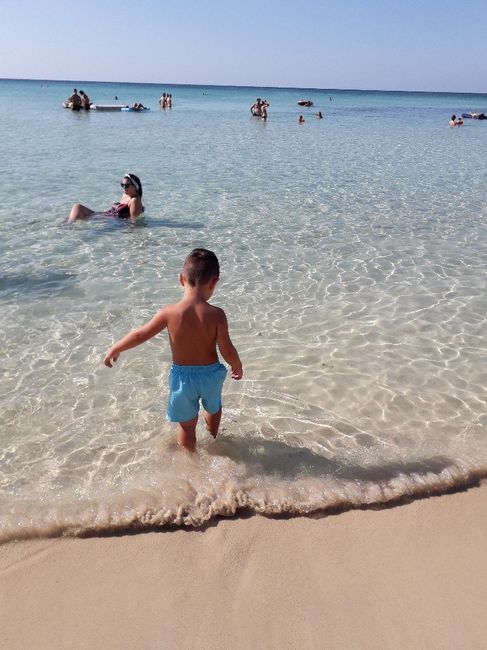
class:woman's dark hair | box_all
[182,248,220,286]
[125,173,143,197]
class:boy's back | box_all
[165,297,223,366]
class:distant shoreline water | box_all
[2,76,487,98]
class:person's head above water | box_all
[121,173,143,197]
[181,248,220,287]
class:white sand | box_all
[1,483,487,649]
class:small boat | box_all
[297,99,313,107]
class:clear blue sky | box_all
[1,0,485,92]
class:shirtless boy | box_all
[104,249,243,451]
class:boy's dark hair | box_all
[182,248,219,286]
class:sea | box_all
[1,78,486,542]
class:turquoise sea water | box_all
[1,79,486,541]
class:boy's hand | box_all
[104,347,119,368]
[231,366,243,380]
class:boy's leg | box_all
[203,407,222,439]
[176,415,198,452]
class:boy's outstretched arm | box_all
[104,308,168,368]
[216,310,243,380]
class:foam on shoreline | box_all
[2,448,485,543]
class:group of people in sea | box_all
[250,97,324,123]
[64,87,165,111]
[250,98,269,119]
[159,93,173,108]
[65,88,482,131]
[449,114,464,127]
[65,88,91,110]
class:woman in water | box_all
[67,173,144,223]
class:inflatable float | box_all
[461,112,486,120]
[121,107,150,112]
[297,100,313,107]
[90,104,129,111]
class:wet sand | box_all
[1,482,486,650]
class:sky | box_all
[1,0,486,93]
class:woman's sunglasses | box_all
[120,182,132,189]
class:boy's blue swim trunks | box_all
[166,362,227,423]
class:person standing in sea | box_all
[66,88,82,110]
[79,90,91,110]
[104,248,243,452]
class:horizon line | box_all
[1,77,486,97]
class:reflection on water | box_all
[0,271,80,301]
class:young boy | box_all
[104,249,243,451]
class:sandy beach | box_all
[1,482,486,650]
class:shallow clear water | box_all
[1,79,486,540]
